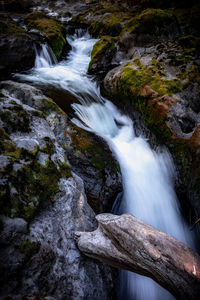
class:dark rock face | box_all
[0,81,117,299]
[65,126,122,213]
[2,0,34,11]
[0,14,35,80]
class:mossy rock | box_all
[0,101,32,133]
[0,96,72,222]
[0,14,27,37]
[119,59,181,97]
[0,134,71,222]
[90,15,123,37]
[25,12,68,57]
[67,121,120,177]
[105,58,183,142]
[123,8,177,38]
[88,36,117,74]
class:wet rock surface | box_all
[1,0,200,298]
[0,14,35,80]
[0,81,117,299]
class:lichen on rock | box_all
[0,89,72,222]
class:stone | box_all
[0,14,35,80]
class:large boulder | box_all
[88,36,118,77]
[0,80,122,214]
[25,12,71,58]
[0,81,117,299]
[103,38,200,218]
[0,14,35,79]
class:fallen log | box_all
[75,213,200,300]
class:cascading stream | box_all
[16,31,194,300]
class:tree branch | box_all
[75,213,200,300]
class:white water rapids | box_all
[16,31,194,300]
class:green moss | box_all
[0,158,69,221]
[32,109,46,118]
[69,123,120,176]
[25,12,67,57]
[123,8,176,36]
[0,104,31,133]
[120,60,181,98]
[18,239,40,259]
[110,59,184,143]
[0,136,71,222]
[41,138,56,155]
[43,98,60,112]
[88,36,116,71]
[90,13,127,37]
[24,12,47,22]
[58,161,72,178]
[179,64,200,87]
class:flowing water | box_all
[16,31,194,300]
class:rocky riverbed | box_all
[0,0,200,299]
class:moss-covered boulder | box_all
[25,12,70,58]
[88,36,118,76]
[0,87,71,222]
[0,14,35,79]
[0,83,116,299]
[121,8,178,46]
[69,2,130,38]
[104,53,200,215]
[65,121,121,213]
[0,80,122,214]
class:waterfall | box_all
[34,44,58,68]
[16,30,194,300]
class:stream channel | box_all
[15,30,194,300]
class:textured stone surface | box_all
[0,83,116,299]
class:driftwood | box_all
[75,213,200,300]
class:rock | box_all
[0,82,117,299]
[0,14,35,79]
[88,36,118,77]
[3,0,34,11]
[0,89,72,222]
[103,42,200,218]
[65,123,122,213]
[0,80,122,214]
[24,12,71,58]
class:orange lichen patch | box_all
[140,85,158,97]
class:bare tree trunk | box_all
[75,213,200,300]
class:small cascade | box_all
[15,30,195,300]
[34,44,58,68]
